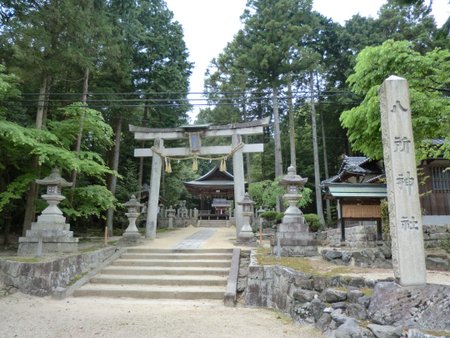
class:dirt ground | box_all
[0,292,323,338]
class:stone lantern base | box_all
[18,222,79,256]
[118,232,144,247]
[271,221,318,257]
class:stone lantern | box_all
[279,165,307,226]
[120,195,144,246]
[272,165,318,256]
[18,168,78,255]
[237,192,256,243]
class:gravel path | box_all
[0,293,323,338]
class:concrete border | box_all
[224,248,241,306]
[52,247,127,299]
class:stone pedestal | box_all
[271,165,318,257]
[18,169,78,256]
[272,220,318,256]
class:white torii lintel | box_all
[134,143,264,158]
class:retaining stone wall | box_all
[321,224,379,247]
[0,246,116,296]
[320,224,450,248]
[244,250,450,337]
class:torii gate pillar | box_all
[147,138,163,239]
[232,133,245,235]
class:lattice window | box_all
[431,166,450,192]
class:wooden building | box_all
[321,156,387,242]
[419,158,450,216]
[184,166,236,219]
[322,155,450,242]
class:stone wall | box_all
[320,224,379,247]
[0,246,116,296]
[320,223,450,249]
[423,224,450,248]
[244,251,450,336]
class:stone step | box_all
[197,220,229,228]
[112,259,231,268]
[100,266,230,276]
[125,248,233,254]
[73,284,225,300]
[90,274,227,286]
[121,253,233,260]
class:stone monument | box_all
[18,168,78,255]
[272,165,318,256]
[380,75,426,286]
[119,195,144,246]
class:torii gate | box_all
[129,117,269,239]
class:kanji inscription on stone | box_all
[380,75,426,286]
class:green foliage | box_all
[341,40,450,161]
[61,185,116,219]
[0,174,34,213]
[260,210,282,222]
[249,179,313,209]
[304,213,322,232]
[249,180,284,209]
[48,103,114,150]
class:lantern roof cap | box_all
[237,192,255,205]
[124,195,143,208]
[36,168,72,187]
[279,165,307,187]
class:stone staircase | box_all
[73,248,233,300]
[197,220,229,228]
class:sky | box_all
[164,0,449,121]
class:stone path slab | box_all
[173,228,216,249]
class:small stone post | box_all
[380,75,426,286]
[120,195,144,246]
[167,205,176,229]
[237,193,256,243]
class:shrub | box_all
[304,213,323,232]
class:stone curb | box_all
[224,248,241,306]
[52,247,127,299]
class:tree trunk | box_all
[287,77,296,168]
[106,117,123,235]
[137,105,149,200]
[71,67,90,191]
[316,79,331,224]
[22,75,50,235]
[309,74,325,225]
[272,86,283,178]
[320,109,332,224]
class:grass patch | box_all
[68,272,88,286]
[4,257,46,263]
[255,247,353,276]
[156,228,179,233]
[360,287,374,297]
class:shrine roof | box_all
[184,166,235,191]
[326,183,387,198]
[321,155,384,185]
